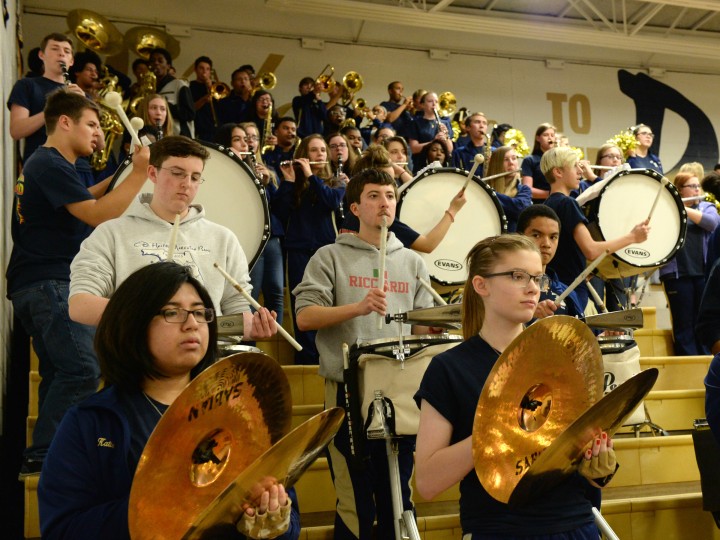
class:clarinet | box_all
[156,121,163,141]
[60,62,70,86]
[336,156,345,220]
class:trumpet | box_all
[315,64,336,93]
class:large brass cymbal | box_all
[510,368,658,507]
[401,303,462,328]
[124,26,180,60]
[128,352,291,540]
[66,9,124,56]
[473,316,603,504]
[183,408,344,539]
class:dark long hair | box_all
[95,262,218,393]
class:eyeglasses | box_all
[160,167,204,184]
[483,270,550,292]
[600,154,623,161]
[329,143,347,150]
[245,136,259,142]
[682,184,701,190]
[637,131,654,137]
[158,308,215,323]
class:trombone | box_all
[315,64,336,93]
[209,69,230,126]
[341,71,363,105]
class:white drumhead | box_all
[110,142,269,269]
[398,168,506,285]
[596,170,685,268]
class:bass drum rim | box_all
[108,141,270,271]
[586,168,687,277]
[397,167,507,287]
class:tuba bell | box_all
[66,9,124,56]
[438,91,457,118]
[251,72,277,96]
[315,64,336,93]
[124,26,180,60]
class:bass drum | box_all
[582,168,686,279]
[398,167,507,286]
[109,142,270,270]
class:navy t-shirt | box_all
[7,146,94,294]
[544,192,589,310]
[521,152,550,197]
[7,77,65,161]
[414,335,594,535]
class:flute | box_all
[481,168,522,183]
[279,160,328,167]
[214,263,302,351]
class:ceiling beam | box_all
[429,0,455,13]
[267,0,720,61]
[640,0,720,10]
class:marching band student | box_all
[217,67,253,125]
[68,51,102,100]
[340,125,365,156]
[484,145,532,232]
[627,123,663,174]
[40,262,298,540]
[9,90,150,477]
[660,171,719,355]
[327,133,355,184]
[382,136,413,184]
[521,122,556,202]
[136,94,174,140]
[414,234,617,539]
[149,48,195,138]
[215,122,250,157]
[275,135,344,364]
[189,55,218,142]
[517,205,583,319]
[542,147,650,312]
[69,135,276,342]
[240,121,276,183]
[491,123,512,150]
[292,76,341,139]
[451,112,489,174]
[408,91,453,171]
[371,126,395,146]
[293,169,435,540]
[263,117,298,178]
[8,32,86,162]
[245,90,278,150]
[380,80,415,140]
[421,140,450,168]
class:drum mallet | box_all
[104,91,142,151]
[378,216,388,330]
[647,176,670,221]
[554,251,608,307]
[417,275,447,306]
[462,154,485,192]
[592,508,620,540]
[214,262,303,351]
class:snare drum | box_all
[109,142,270,270]
[348,334,462,437]
[398,168,507,286]
[582,168,687,279]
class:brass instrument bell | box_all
[209,69,231,100]
[256,71,277,92]
[66,9,124,56]
[342,71,364,94]
[438,91,457,117]
[124,26,180,60]
[315,64,336,93]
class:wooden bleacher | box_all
[22,306,720,539]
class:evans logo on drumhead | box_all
[624,247,650,258]
[434,259,463,271]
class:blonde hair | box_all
[462,235,540,340]
[137,94,174,139]
[485,145,519,196]
[540,147,578,183]
[679,162,705,180]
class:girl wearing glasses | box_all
[627,123,663,174]
[325,133,355,184]
[414,235,615,539]
[39,262,299,539]
[659,171,720,355]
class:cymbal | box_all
[66,9,124,56]
[184,408,344,539]
[473,316,603,505]
[128,352,291,540]
[124,26,181,60]
[397,303,462,328]
[510,368,658,507]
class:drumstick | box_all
[554,251,608,306]
[647,176,670,221]
[214,263,302,351]
[481,168,522,183]
[462,154,485,191]
[166,214,181,261]
[377,216,388,330]
[104,91,142,150]
[417,275,447,306]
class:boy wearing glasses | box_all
[69,135,276,341]
[8,89,150,476]
[293,169,434,540]
[541,146,650,312]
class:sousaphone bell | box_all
[124,25,180,60]
[66,9,124,56]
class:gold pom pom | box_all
[504,128,530,158]
[606,129,638,159]
[570,146,584,160]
